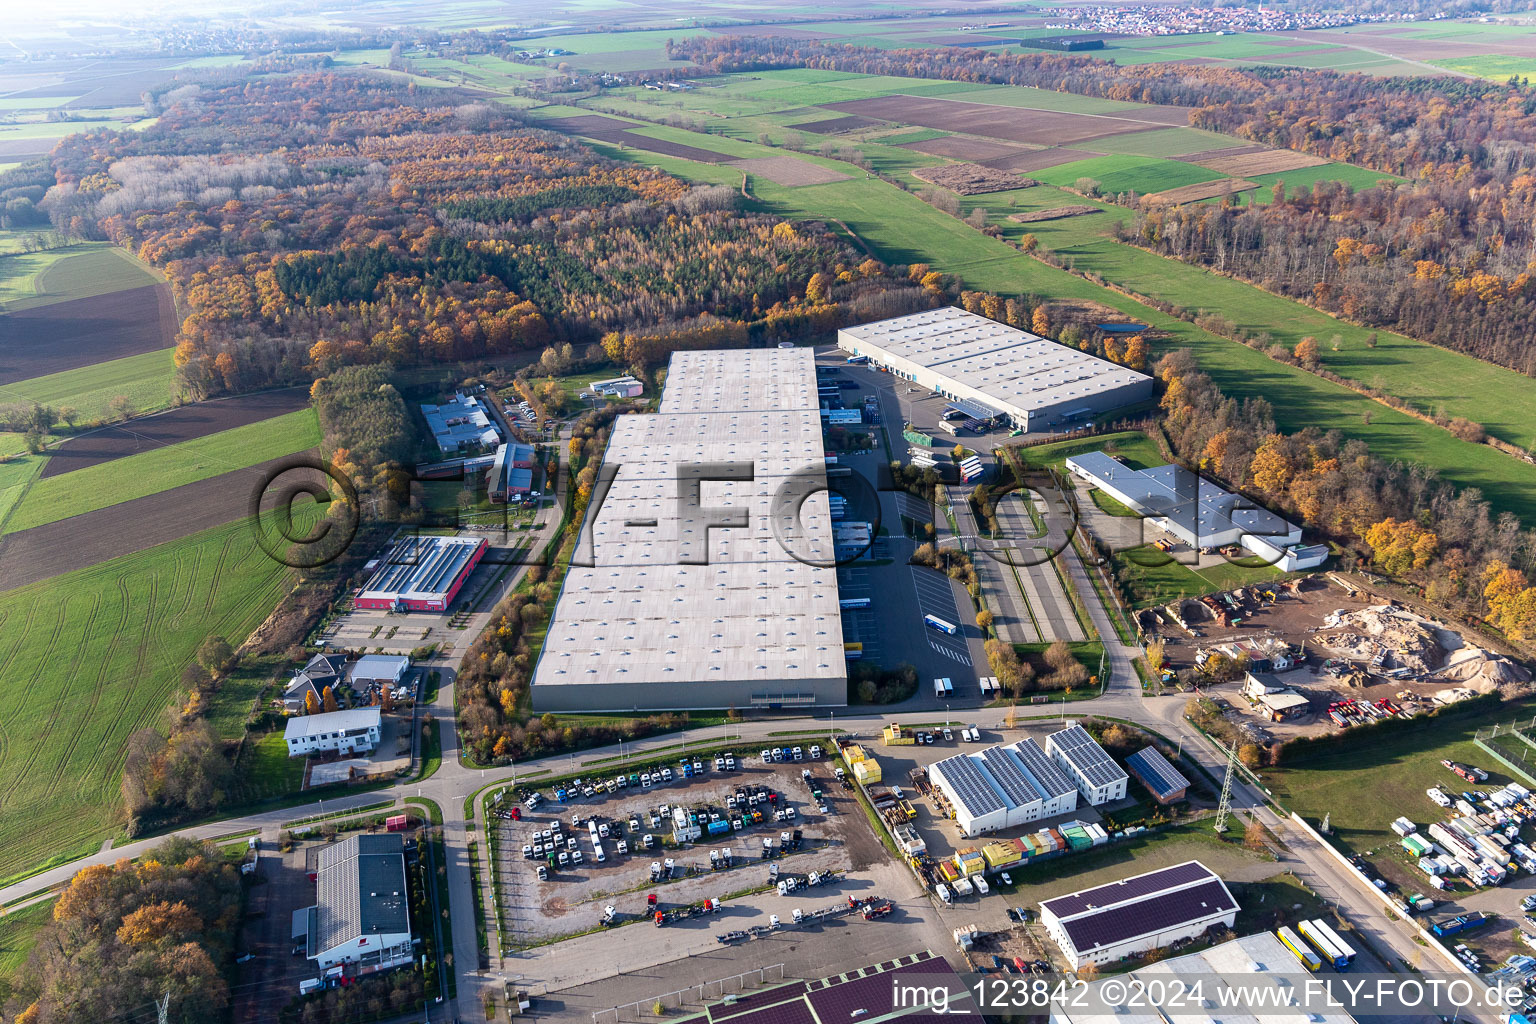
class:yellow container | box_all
[852,759,882,784]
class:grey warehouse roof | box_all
[1066,451,1296,546]
[310,834,410,956]
[283,707,380,741]
[531,348,845,690]
[838,306,1151,416]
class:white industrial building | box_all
[349,655,409,688]
[836,307,1153,433]
[421,393,501,454]
[302,834,413,973]
[1065,451,1328,571]
[1047,724,1129,805]
[530,348,846,712]
[1040,861,1239,969]
[929,739,1079,837]
[284,707,382,758]
[1050,931,1357,1023]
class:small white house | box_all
[284,708,382,758]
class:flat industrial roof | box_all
[532,348,844,689]
[1048,725,1128,790]
[1053,932,1359,1023]
[351,654,409,681]
[1066,451,1295,545]
[358,535,485,603]
[838,307,1151,416]
[701,951,969,1024]
[1042,861,1237,955]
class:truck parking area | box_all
[492,751,893,944]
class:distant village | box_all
[1037,4,1444,36]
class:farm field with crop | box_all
[0,245,160,313]
[4,407,320,533]
[0,514,311,881]
[0,348,179,425]
[1031,154,1224,194]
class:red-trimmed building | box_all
[354,535,487,612]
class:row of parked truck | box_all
[522,754,746,811]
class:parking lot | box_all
[494,753,890,945]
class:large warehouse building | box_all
[930,738,1080,837]
[1050,931,1358,1023]
[1040,861,1239,969]
[354,534,487,612]
[836,307,1154,433]
[530,348,846,712]
[1065,451,1329,571]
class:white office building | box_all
[929,739,1079,837]
[836,307,1153,433]
[1047,724,1128,805]
[1040,861,1239,969]
[1065,451,1328,571]
[284,708,382,758]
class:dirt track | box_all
[0,283,174,385]
[0,453,324,591]
[39,387,310,480]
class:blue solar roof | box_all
[1125,746,1189,800]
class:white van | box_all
[935,883,953,905]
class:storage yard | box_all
[490,750,890,944]
[1145,574,1530,745]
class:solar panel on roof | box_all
[1008,739,1077,800]
[978,746,1043,807]
[1051,725,1128,789]
[1126,747,1189,799]
[934,754,1003,816]
[1042,861,1217,920]
[1059,879,1237,953]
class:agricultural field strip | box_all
[4,407,321,534]
[37,386,311,480]
[0,282,174,386]
[0,455,331,593]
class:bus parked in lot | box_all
[1276,927,1321,971]
[923,614,957,635]
[839,597,871,610]
[1299,918,1355,970]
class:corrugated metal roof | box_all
[312,834,411,955]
